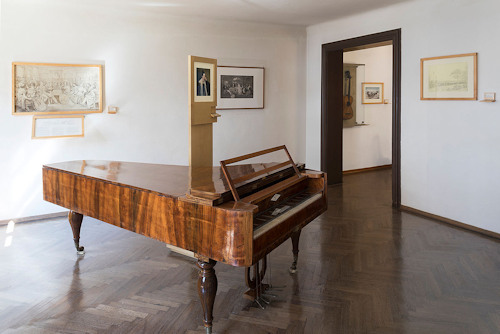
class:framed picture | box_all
[217,66,264,110]
[32,115,84,139]
[12,62,103,115]
[420,53,477,100]
[362,82,384,104]
[193,60,216,103]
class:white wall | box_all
[307,0,500,234]
[343,45,392,171]
[0,0,306,220]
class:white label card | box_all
[271,194,281,202]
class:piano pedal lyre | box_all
[244,257,272,309]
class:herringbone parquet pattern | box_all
[1,169,499,333]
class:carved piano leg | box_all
[68,211,85,255]
[197,259,217,334]
[289,229,302,274]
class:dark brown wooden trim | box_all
[321,48,343,184]
[0,211,67,226]
[321,29,401,207]
[400,205,500,240]
[343,40,393,53]
[343,164,392,175]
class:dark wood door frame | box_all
[321,29,401,207]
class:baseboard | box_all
[0,211,68,226]
[343,164,392,175]
[400,205,500,240]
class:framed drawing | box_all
[12,62,103,115]
[362,82,384,104]
[420,53,477,100]
[217,66,264,110]
[32,115,84,139]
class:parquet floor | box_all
[1,169,500,333]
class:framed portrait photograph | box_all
[32,115,84,139]
[12,62,103,115]
[217,66,264,110]
[362,82,384,104]
[193,61,215,103]
[420,53,477,100]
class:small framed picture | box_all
[362,82,384,104]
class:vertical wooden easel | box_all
[188,55,220,167]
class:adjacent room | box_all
[1,0,499,333]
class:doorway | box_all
[321,29,401,207]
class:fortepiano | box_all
[42,146,327,333]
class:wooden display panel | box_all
[188,55,219,167]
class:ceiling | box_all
[41,0,415,26]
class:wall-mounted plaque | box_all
[32,115,84,139]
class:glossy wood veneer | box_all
[43,161,327,268]
[43,162,255,266]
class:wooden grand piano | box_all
[42,146,327,333]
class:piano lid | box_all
[43,160,299,200]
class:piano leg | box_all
[197,259,217,334]
[289,229,301,274]
[68,211,85,255]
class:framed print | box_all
[420,53,477,100]
[362,82,384,104]
[217,66,264,110]
[32,115,84,139]
[193,61,216,103]
[12,62,103,115]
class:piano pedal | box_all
[254,299,266,310]
[262,293,278,299]
[259,296,270,305]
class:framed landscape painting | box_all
[420,53,477,100]
[12,62,103,115]
[217,66,264,110]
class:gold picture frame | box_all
[12,62,103,115]
[362,82,384,104]
[420,53,477,100]
[32,115,84,139]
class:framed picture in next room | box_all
[217,66,264,110]
[362,82,384,104]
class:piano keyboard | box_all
[253,192,323,239]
